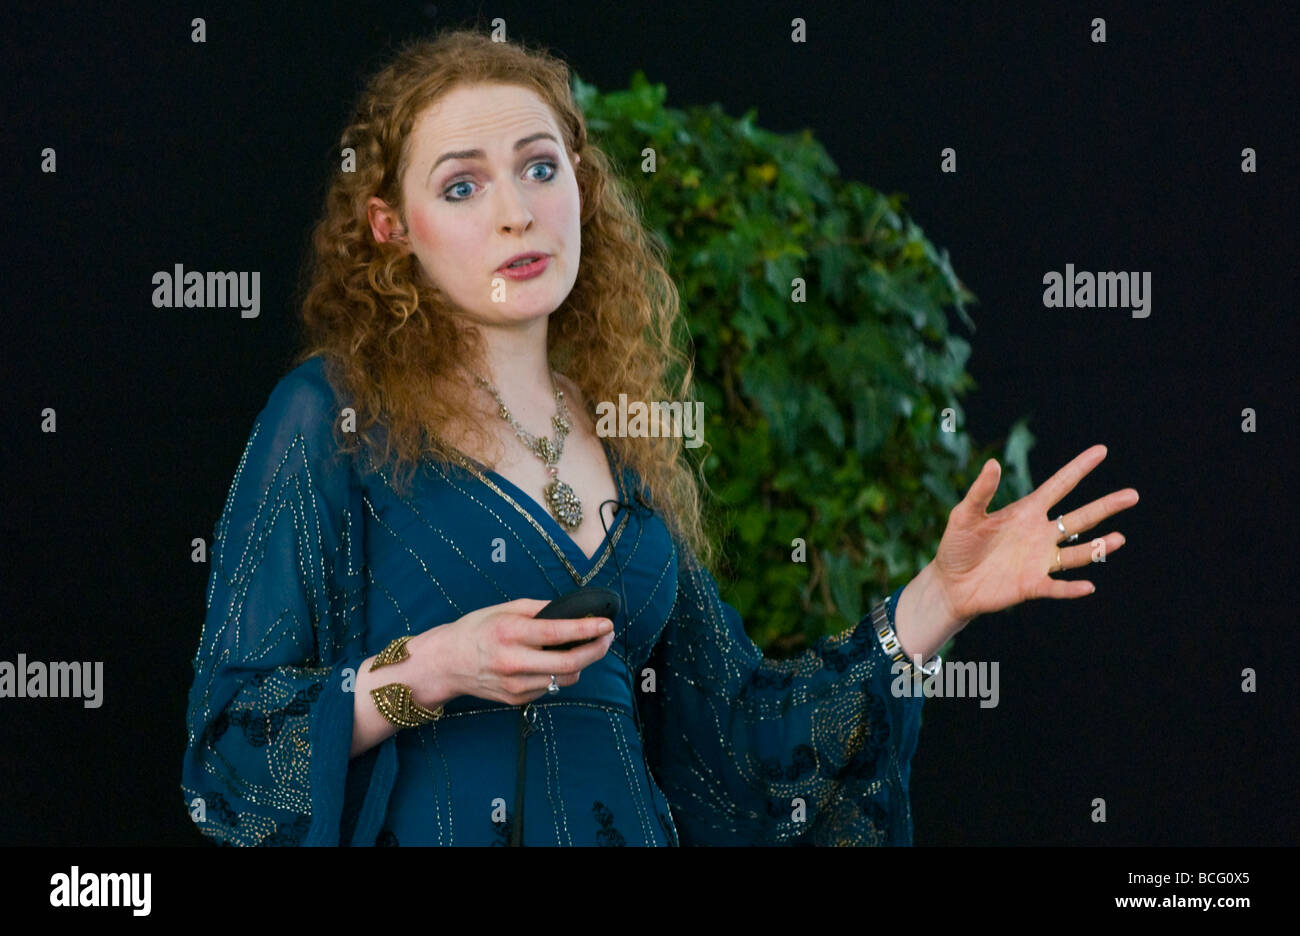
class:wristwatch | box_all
[870,592,942,677]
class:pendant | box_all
[545,477,583,531]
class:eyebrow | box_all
[427,132,561,185]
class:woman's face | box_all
[375,82,582,329]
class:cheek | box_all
[407,205,437,247]
[542,184,581,233]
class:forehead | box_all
[410,83,560,155]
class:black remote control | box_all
[537,586,621,650]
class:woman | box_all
[181,29,1138,846]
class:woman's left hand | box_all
[930,444,1139,623]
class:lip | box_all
[495,254,551,280]
[496,252,550,271]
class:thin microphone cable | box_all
[598,486,676,845]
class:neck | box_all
[472,316,557,420]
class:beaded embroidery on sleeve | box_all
[638,544,924,846]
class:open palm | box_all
[932,444,1139,622]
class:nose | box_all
[495,178,534,234]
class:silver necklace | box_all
[474,372,584,531]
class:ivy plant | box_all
[575,72,1036,657]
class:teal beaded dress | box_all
[180,355,923,846]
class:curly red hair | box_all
[291,27,717,569]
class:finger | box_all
[1058,489,1139,542]
[534,671,580,691]
[515,671,581,705]
[961,458,1002,515]
[1036,577,1097,600]
[1034,444,1107,512]
[514,631,616,675]
[511,614,614,648]
[1056,532,1125,572]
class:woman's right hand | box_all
[408,598,616,707]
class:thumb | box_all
[505,597,551,617]
[963,458,1001,515]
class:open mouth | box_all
[499,253,548,270]
[497,255,551,277]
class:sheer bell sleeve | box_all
[180,362,397,846]
[639,543,925,846]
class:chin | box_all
[476,302,563,327]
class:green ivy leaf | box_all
[822,550,863,624]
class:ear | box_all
[366,196,406,244]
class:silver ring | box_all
[1056,515,1080,544]
[547,675,559,694]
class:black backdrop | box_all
[3,0,1296,847]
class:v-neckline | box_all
[435,437,630,585]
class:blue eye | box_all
[445,180,474,201]
[528,161,557,182]
[443,159,559,203]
